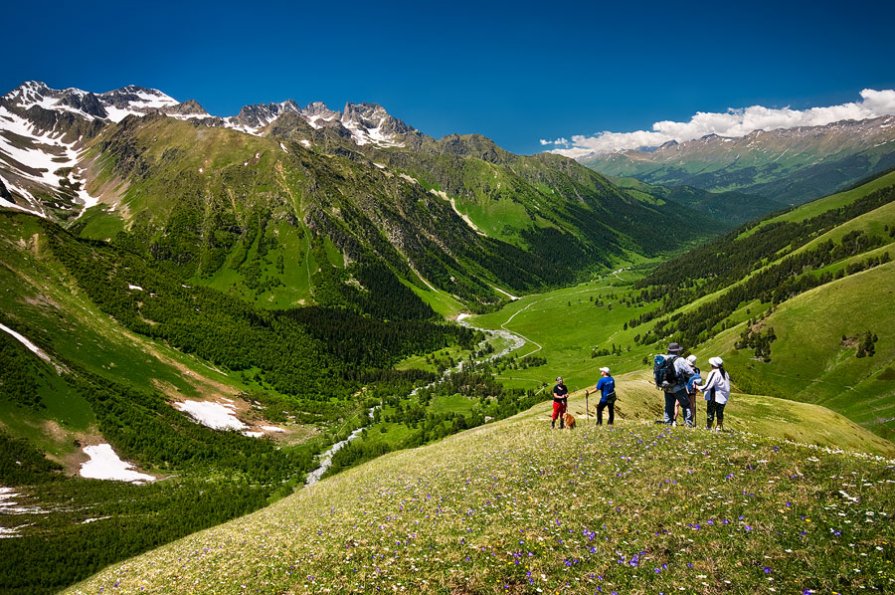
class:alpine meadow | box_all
[2,66,895,595]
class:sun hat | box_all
[709,356,723,367]
[686,354,697,364]
[599,366,610,374]
[668,342,683,354]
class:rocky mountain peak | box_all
[340,102,415,147]
[3,80,52,104]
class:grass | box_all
[0,212,256,458]
[74,206,126,241]
[469,272,657,393]
[698,260,895,441]
[396,345,475,374]
[738,169,895,240]
[67,393,895,594]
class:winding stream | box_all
[304,313,529,486]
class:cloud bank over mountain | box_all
[542,89,895,158]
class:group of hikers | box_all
[550,342,731,430]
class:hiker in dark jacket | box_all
[595,367,616,425]
[551,376,569,429]
[662,342,695,427]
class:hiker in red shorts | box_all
[551,376,569,429]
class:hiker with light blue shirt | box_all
[695,357,730,431]
[681,354,701,422]
[594,366,616,425]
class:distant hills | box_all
[584,116,895,205]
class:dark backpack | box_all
[653,354,678,389]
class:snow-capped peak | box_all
[98,85,180,122]
[339,102,412,147]
[225,100,301,134]
[3,80,52,104]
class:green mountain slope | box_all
[616,169,895,439]
[0,210,480,593]
[72,116,718,315]
[612,176,785,226]
[67,401,895,594]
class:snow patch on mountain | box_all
[431,189,484,235]
[174,400,247,431]
[0,104,99,217]
[0,322,54,366]
[79,444,156,483]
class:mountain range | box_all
[3,80,895,594]
[583,116,895,205]
[1,81,719,310]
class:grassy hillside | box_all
[75,117,718,314]
[698,261,895,440]
[0,210,486,594]
[740,168,895,239]
[607,170,895,440]
[612,176,784,226]
[68,394,895,594]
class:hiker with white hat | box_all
[659,342,696,427]
[593,366,616,425]
[694,357,730,431]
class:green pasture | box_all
[468,271,660,393]
[740,169,895,239]
[69,389,895,594]
[698,260,895,441]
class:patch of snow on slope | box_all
[174,400,247,431]
[430,189,484,235]
[79,445,155,483]
[0,322,53,365]
[0,106,99,215]
[0,486,45,515]
[366,124,404,148]
[0,175,45,216]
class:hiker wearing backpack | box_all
[695,357,730,431]
[681,354,701,422]
[551,376,569,429]
[654,342,696,427]
[594,367,616,425]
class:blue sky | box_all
[4,0,895,154]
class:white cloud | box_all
[545,89,895,158]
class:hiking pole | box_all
[585,389,590,419]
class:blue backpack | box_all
[653,354,678,389]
